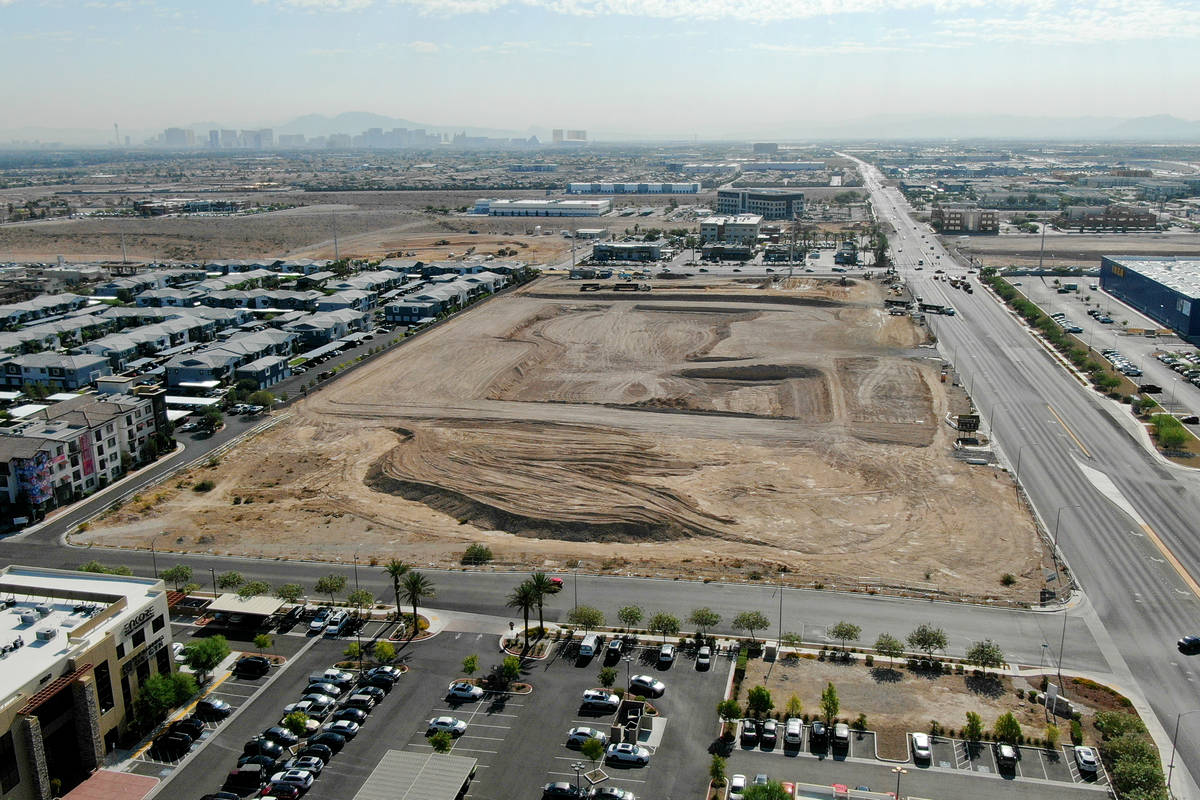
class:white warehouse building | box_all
[473,198,612,217]
[566,183,700,194]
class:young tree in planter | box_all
[743,781,792,800]
[717,699,742,722]
[617,605,644,630]
[709,754,727,787]
[216,571,244,591]
[732,611,771,642]
[282,711,310,737]
[907,623,948,660]
[160,564,193,592]
[746,685,774,717]
[253,633,273,655]
[689,607,721,637]
[527,571,557,634]
[598,667,617,688]
[383,559,410,621]
[501,655,521,685]
[372,640,395,664]
[820,682,840,724]
[873,632,905,667]
[401,570,435,635]
[963,711,984,745]
[829,621,862,651]
[649,612,681,642]
[994,711,1022,744]
[428,730,453,753]
[581,736,605,771]
[238,580,270,599]
[966,639,1005,673]
[568,605,604,634]
[274,583,304,604]
[506,580,537,648]
[183,635,230,683]
[785,694,803,718]
[315,573,347,606]
[462,654,479,676]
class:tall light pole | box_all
[777,571,785,649]
[150,530,167,578]
[624,654,633,688]
[1056,612,1069,703]
[210,567,218,597]
[892,766,908,799]
[1168,709,1200,795]
[352,552,360,592]
[1051,504,1081,585]
[571,761,584,792]
[1015,442,1039,483]
[573,562,579,612]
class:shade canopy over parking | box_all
[352,750,477,800]
[207,592,284,617]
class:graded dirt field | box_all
[952,230,1200,269]
[80,275,1045,602]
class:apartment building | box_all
[715,189,805,220]
[0,566,173,800]
[699,215,763,245]
[929,203,999,234]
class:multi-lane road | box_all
[849,154,1200,798]
[3,167,1200,796]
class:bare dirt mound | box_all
[367,420,734,542]
[837,357,936,446]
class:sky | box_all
[3,0,1200,139]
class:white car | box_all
[446,681,484,701]
[172,641,186,663]
[282,756,324,776]
[911,732,932,761]
[729,774,747,800]
[427,716,467,736]
[784,718,803,745]
[566,726,608,747]
[581,690,620,710]
[658,644,675,664]
[321,719,360,739]
[696,646,711,669]
[1074,745,1099,773]
[628,675,666,697]
[269,769,314,790]
[605,742,650,765]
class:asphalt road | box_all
[846,153,1200,799]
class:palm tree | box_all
[400,571,435,638]
[527,571,556,636]
[383,559,410,625]
[506,581,538,649]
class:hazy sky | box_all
[4,0,1200,137]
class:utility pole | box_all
[1037,216,1047,272]
[332,212,339,262]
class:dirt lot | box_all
[952,230,1200,269]
[738,655,1124,759]
[79,275,1044,602]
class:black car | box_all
[1179,635,1200,655]
[740,719,759,747]
[234,656,271,679]
[167,717,206,741]
[355,685,386,703]
[195,698,232,719]
[297,744,334,764]
[237,754,278,769]
[151,732,192,760]
[332,708,368,725]
[242,738,284,759]
[359,674,393,694]
[201,793,241,800]
[308,732,347,754]
[809,721,828,749]
[543,782,583,798]
[262,726,300,746]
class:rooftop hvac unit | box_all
[19,612,37,625]
[36,628,57,641]
[36,604,51,617]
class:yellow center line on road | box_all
[1139,522,1200,599]
[130,671,233,760]
[1047,404,1092,458]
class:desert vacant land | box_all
[81,275,1044,601]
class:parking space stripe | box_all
[460,735,507,741]
[546,771,647,784]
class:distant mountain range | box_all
[2,112,1199,147]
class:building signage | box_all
[956,414,980,432]
[122,608,155,636]
[121,636,164,677]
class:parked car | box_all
[1074,745,1099,773]
[912,732,932,761]
[359,673,394,693]
[447,681,485,700]
[566,727,608,748]
[761,719,779,746]
[151,732,192,760]
[281,756,324,776]
[167,717,206,742]
[729,774,747,800]
[995,742,1018,766]
[784,718,803,746]
[606,638,623,657]
[833,723,850,749]
[696,646,711,670]
[589,787,634,800]
[308,731,347,754]
[1178,634,1200,655]
[543,782,584,798]
[809,721,827,749]
[658,644,675,664]
[195,698,232,720]
[308,607,332,632]
[365,665,402,683]
[262,783,300,800]
[324,611,350,636]
[332,707,367,725]
[261,726,299,747]
[740,719,759,746]
[605,743,650,765]
[237,754,279,770]
[343,694,376,712]
[304,682,343,698]
[581,690,620,711]
[268,770,314,791]
[234,656,272,678]
[322,719,360,739]
[242,738,284,760]
[627,675,665,697]
[296,744,333,764]
[428,716,468,736]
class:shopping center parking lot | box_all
[729,725,1109,800]
[149,629,728,800]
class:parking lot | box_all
[147,624,727,800]
[727,723,1109,800]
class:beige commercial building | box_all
[699,215,763,245]
[0,567,173,800]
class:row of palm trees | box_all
[382,559,435,636]
[505,571,558,648]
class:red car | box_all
[549,577,564,592]
[261,784,301,800]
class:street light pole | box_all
[352,552,360,592]
[1056,612,1069,704]
[1051,504,1082,586]
[892,766,907,799]
[1168,709,1200,795]
[571,761,584,793]
[150,530,166,578]
[1015,442,1039,483]
[574,563,579,612]
[777,571,784,649]
[210,567,217,597]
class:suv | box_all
[696,646,712,670]
[784,718,803,746]
[234,656,271,679]
[581,690,620,711]
[995,742,1018,767]
[809,721,828,750]
[324,611,349,636]
[308,607,332,633]
[833,722,850,749]
[740,719,759,747]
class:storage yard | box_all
[81,275,1045,601]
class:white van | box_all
[578,634,598,657]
